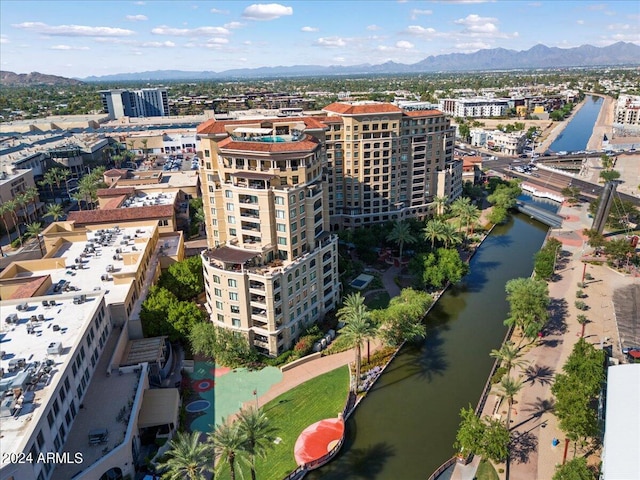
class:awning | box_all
[233,127,273,135]
[137,388,180,429]
[230,171,276,181]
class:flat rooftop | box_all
[121,191,177,208]
[0,292,106,465]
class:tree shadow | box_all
[512,397,556,431]
[461,259,502,293]
[509,430,538,464]
[523,364,555,387]
[307,441,396,480]
[545,298,568,336]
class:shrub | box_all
[10,238,21,249]
[491,366,508,384]
[293,336,314,356]
[576,282,585,288]
[576,290,584,299]
[575,300,588,311]
[585,273,594,281]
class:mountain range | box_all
[2,42,638,85]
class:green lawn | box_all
[476,458,500,480]
[365,291,390,309]
[220,366,350,480]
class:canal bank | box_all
[309,213,549,480]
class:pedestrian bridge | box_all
[515,201,564,228]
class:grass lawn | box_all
[365,291,390,309]
[220,366,350,480]
[476,459,500,480]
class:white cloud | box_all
[12,22,135,37]
[134,1,145,5]
[224,22,244,29]
[210,8,229,14]
[151,25,230,36]
[242,4,293,21]
[607,23,631,30]
[411,9,433,20]
[0,35,9,44]
[367,25,381,31]
[140,41,176,48]
[125,15,147,21]
[431,0,495,3]
[206,37,229,44]
[454,14,498,26]
[316,37,347,47]
[396,40,414,49]
[49,44,89,50]
[455,41,490,51]
[406,25,438,37]
[301,26,319,32]
[576,20,585,25]
[332,56,346,63]
[453,14,516,38]
[528,2,541,6]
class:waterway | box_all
[310,213,549,480]
[549,95,603,153]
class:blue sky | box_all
[1,1,638,78]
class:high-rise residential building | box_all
[321,101,457,230]
[100,88,170,119]
[197,118,339,356]
[196,101,458,356]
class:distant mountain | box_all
[0,71,84,86]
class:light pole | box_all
[36,234,45,257]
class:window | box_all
[213,275,220,284]
[299,191,305,201]
[231,305,240,314]
[204,149,210,158]
[290,208,296,218]
[275,196,284,205]
[232,319,241,327]
[225,190,233,198]
[215,301,223,310]
[214,288,222,297]
[217,314,225,322]
[276,223,286,232]
[227,216,236,224]
[226,202,234,211]
[299,205,305,214]
[289,194,296,203]
[276,209,285,219]
[291,222,297,232]
[229,292,238,301]
[277,237,287,245]
[228,279,237,287]
[47,410,55,428]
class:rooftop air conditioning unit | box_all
[5,313,18,324]
[47,342,63,355]
[16,302,28,312]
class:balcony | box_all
[240,208,260,219]
[249,281,265,291]
[241,222,261,232]
[250,294,266,304]
[239,194,258,204]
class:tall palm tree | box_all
[494,375,523,430]
[337,293,377,391]
[156,431,213,480]
[25,223,44,256]
[15,192,31,225]
[141,138,149,161]
[450,197,471,233]
[441,222,462,249]
[4,199,22,246]
[0,202,16,244]
[210,417,246,480]
[577,314,589,338]
[44,203,64,222]
[423,218,446,249]
[71,191,85,211]
[462,203,481,236]
[490,341,528,377]
[433,195,448,217]
[25,187,40,220]
[386,220,417,260]
[237,406,277,480]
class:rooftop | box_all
[67,205,174,225]
[0,292,106,465]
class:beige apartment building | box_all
[196,101,458,356]
[197,118,339,356]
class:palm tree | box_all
[4,199,22,246]
[337,293,377,391]
[494,375,524,430]
[25,187,40,220]
[141,138,149,161]
[490,341,528,377]
[39,176,55,199]
[386,220,417,260]
[462,203,481,236]
[424,218,446,249]
[25,223,44,256]
[441,222,462,249]
[577,314,589,338]
[210,417,246,480]
[433,195,448,217]
[237,406,277,480]
[0,202,16,244]
[71,191,85,211]
[450,197,471,233]
[44,203,64,222]
[156,431,213,480]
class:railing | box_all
[427,457,458,480]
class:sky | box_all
[1,0,638,78]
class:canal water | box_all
[310,213,549,479]
[549,95,603,153]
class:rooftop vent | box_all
[47,342,63,355]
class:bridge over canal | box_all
[515,201,564,228]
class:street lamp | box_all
[36,234,45,257]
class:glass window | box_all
[290,208,296,218]
[276,210,285,219]
[275,196,284,205]
[229,292,238,301]
[232,319,241,327]
[213,275,220,283]
[225,190,233,198]
[228,279,237,287]
[215,301,223,309]
[227,216,235,224]
[214,288,222,297]
[226,202,234,211]
[278,237,287,245]
[276,223,286,232]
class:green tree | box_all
[420,248,469,290]
[494,375,524,430]
[25,222,44,256]
[210,418,247,480]
[433,195,448,217]
[423,218,447,249]
[561,186,582,205]
[337,293,377,391]
[487,205,508,225]
[0,202,17,244]
[599,170,620,183]
[603,238,635,268]
[156,431,213,480]
[582,229,606,249]
[450,197,472,233]
[504,278,550,342]
[386,220,417,259]
[189,323,257,368]
[454,405,485,458]
[552,457,594,480]
[376,288,430,346]
[236,406,278,480]
[576,315,589,338]
[490,341,528,377]
[140,287,181,340]
[44,203,64,222]
[158,255,204,301]
[167,301,206,339]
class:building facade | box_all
[439,98,509,118]
[197,120,339,356]
[100,89,170,119]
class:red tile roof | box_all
[217,135,320,153]
[322,102,402,115]
[102,196,126,210]
[68,205,174,225]
[402,110,445,117]
[9,275,49,299]
[97,187,135,197]
[104,169,129,177]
